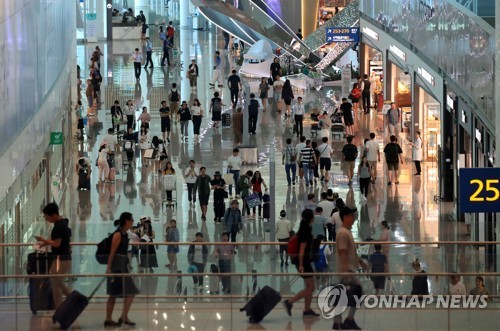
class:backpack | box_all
[287,235,299,260]
[212,98,222,112]
[167,26,174,38]
[314,245,327,271]
[170,90,179,102]
[96,233,113,264]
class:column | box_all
[495,0,500,271]
[180,0,189,28]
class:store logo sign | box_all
[447,95,454,110]
[418,67,435,86]
[475,128,482,143]
[362,27,379,41]
[390,45,406,62]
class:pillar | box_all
[301,0,319,38]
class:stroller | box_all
[162,175,177,209]
[330,108,345,141]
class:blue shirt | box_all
[146,40,152,52]
[368,251,387,273]
[214,56,221,68]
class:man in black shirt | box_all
[341,136,358,185]
[35,203,72,310]
[361,74,371,114]
[269,57,281,82]
[159,100,171,142]
[227,70,242,109]
[340,98,354,137]
[383,135,404,185]
[248,93,259,134]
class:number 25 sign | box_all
[459,168,500,213]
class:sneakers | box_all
[302,309,320,317]
[341,318,362,330]
[282,299,293,316]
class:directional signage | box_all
[326,27,359,43]
[50,132,63,145]
[459,168,500,213]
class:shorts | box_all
[320,158,331,170]
[387,162,399,171]
[344,117,354,126]
[351,98,360,103]
[295,258,314,279]
[345,160,355,171]
[161,118,171,132]
[368,160,377,169]
[198,193,210,206]
[284,98,292,106]
[298,162,303,169]
[371,276,386,290]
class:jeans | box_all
[326,223,335,242]
[192,116,202,135]
[126,115,134,130]
[230,223,239,242]
[187,183,196,202]
[302,163,314,185]
[145,51,153,67]
[362,91,370,113]
[211,69,222,86]
[189,75,197,87]
[218,259,231,291]
[359,177,370,197]
[414,161,421,174]
[191,262,205,286]
[180,120,189,136]
[228,170,240,195]
[285,163,297,185]
[249,113,258,133]
[161,49,171,65]
[133,62,141,78]
[230,88,239,108]
[294,114,303,137]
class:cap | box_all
[214,171,221,176]
[140,215,148,220]
[280,210,287,218]
[339,206,357,220]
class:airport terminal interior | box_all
[0,0,499,330]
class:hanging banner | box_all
[86,13,97,42]
[341,66,351,98]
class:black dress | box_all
[107,231,139,297]
[139,236,159,269]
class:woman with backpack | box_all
[282,209,319,317]
[105,212,139,327]
[165,219,179,270]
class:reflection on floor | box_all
[8,11,493,331]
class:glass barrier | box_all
[359,0,495,125]
[0,242,499,330]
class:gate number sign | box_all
[459,168,500,213]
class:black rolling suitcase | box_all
[240,285,281,323]
[222,113,231,127]
[52,278,105,329]
[27,251,54,314]
[262,193,270,221]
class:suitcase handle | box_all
[89,277,106,300]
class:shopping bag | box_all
[245,193,261,209]
[223,173,234,186]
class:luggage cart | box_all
[162,174,177,209]
[172,48,183,68]
[122,140,136,170]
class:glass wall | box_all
[0,0,74,155]
[359,0,495,127]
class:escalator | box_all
[192,0,311,63]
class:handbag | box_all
[245,193,261,209]
[144,149,155,159]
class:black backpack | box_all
[212,98,222,112]
[170,89,179,102]
[96,233,113,264]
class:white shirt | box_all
[123,105,135,116]
[273,80,284,91]
[317,143,332,159]
[412,137,423,161]
[275,218,292,240]
[227,156,242,171]
[295,142,306,156]
[191,105,202,116]
[318,200,335,218]
[132,53,143,63]
[184,167,198,184]
[102,134,118,152]
[292,103,304,116]
[98,147,109,161]
[365,139,379,162]
[331,211,342,233]
[449,282,467,295]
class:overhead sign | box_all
[362,27,379,40]
[417,67,435,86]
[50,132,63,145]
[326,27,359,43]
[459,168,500,213]
[389,45,406,61]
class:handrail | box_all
[3,240,500,247]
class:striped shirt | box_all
[300,146,315,163]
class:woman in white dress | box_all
[139,126,150,166]
[408,131,422,175]
[319,111,331,139]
